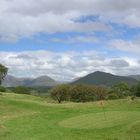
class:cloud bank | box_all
[0,50,140,81]
[0,0,140,79]
[0,0,140,42]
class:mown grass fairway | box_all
[0,93,140,140]
[59,111,140,129]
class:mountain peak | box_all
[93,71,107,74]
[72,71,137,87]
[93,71,113,75]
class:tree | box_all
[110,82,130,98]
[0,64,8,85]
[49,84,71,103]
[131,81,140,97]
[0,86,6,92]
[96,86,108,100]
[70,85,97,102]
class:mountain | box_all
[72,71,137,87]
[2,75,58,87]
[2,75,19,87]
[129,75,140,81]
[26,76,58,87]
[2,72,138,87]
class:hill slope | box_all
[72,71,137,86]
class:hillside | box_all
[2,75,58,87]
[72,71,137,86]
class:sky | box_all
[0,0,140,81]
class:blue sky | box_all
[0,24,138,54]
[0,0,140,80]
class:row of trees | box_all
[49,84,111,103]
[49,82,140,103]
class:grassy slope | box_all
[0,93,140,140]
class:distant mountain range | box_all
[2,75,58,87]
[128,75,140,81]
[72,71,137,87]
[2,71,139,87]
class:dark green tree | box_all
[70,85,97,102]
[131,81,140,97]
[110,82,130,98]
[0,86,6,92]
[49,84,71,103]
[0,64,8,85]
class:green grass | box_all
[59,111,140,129]
[0,93,140,140]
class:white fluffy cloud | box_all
[109,39,140,54]
[49,35,99,43]
[0,0,140,42]
[0,50,140,81]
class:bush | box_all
[131,95,136,101]
[108,93,119,100]
[110,82,130,98]
[13,86,31,94]
[0,86,6,92]
[70,85,97,102]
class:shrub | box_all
[131,95,136,101]
[108,93,119,100]
[0,86,6,92]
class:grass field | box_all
[0,93,140,140]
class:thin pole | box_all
[100,100,107,120]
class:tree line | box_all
[0,63,140,103]
[49,82,140,103]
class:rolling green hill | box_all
[72,71,137,86]
[0,93,140,140]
